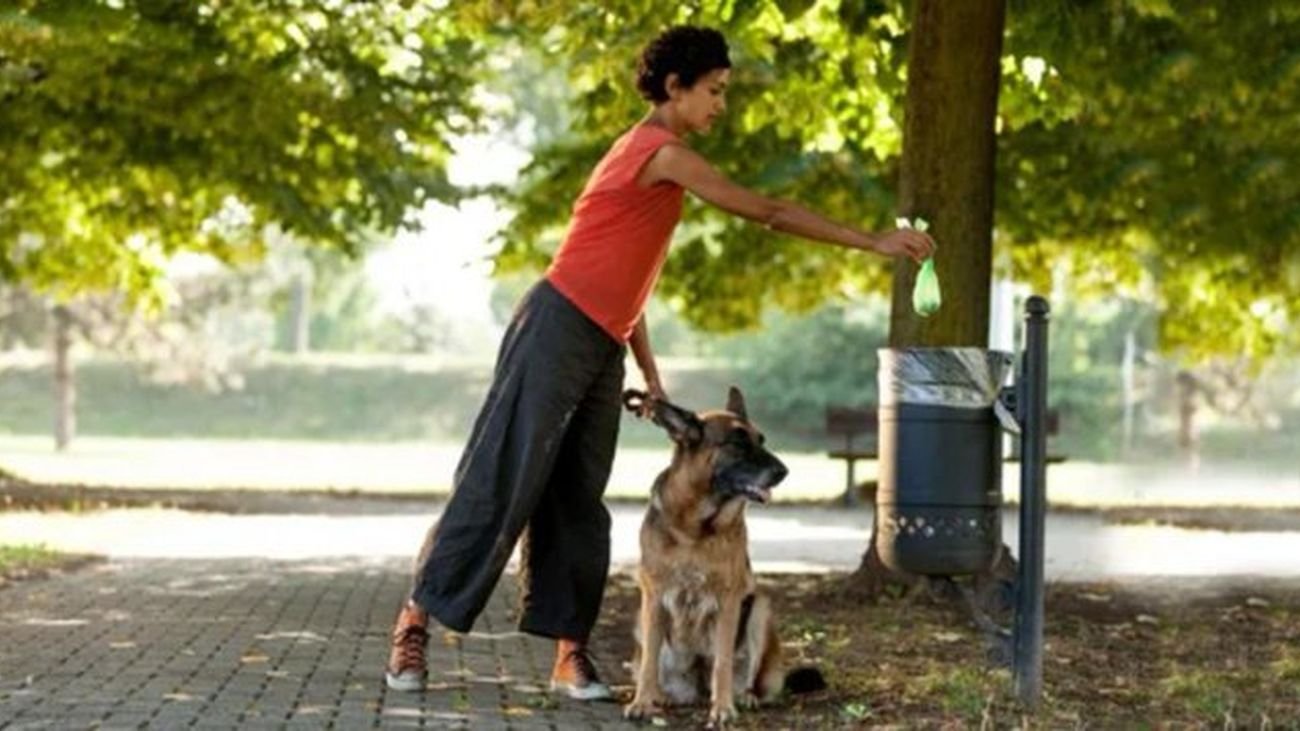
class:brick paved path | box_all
[0,558,639,730]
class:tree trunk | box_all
[2,288,18,351]
[1121,329,1137,455]
[1176,369,1200,470]
[288,274,311,354]
[52,304,75,452]
[859,0,1008,594]
[888,0,1006,347]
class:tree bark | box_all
[1176,369,1200,470]
[860,0,1008,593]
[2,288,19,350]
[1122,329,1138,456]
[52,304,75,452]
[888,0,1006,348]
[288,274,311,354]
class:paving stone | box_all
[0,557,640,729]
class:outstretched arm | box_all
[641,143,935,262]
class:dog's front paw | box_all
[737,690,760,709]
[623,694,666,721]
[706,702,738,728]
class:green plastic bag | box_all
[897,216,941,317]
[912,258,942,317]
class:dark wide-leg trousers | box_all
[411,279,625,640]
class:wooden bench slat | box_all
[1005,453,1070,464]
[825,407,877,436]
[828,449,878,461]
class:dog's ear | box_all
[655,401,704,446]
[725,386,748,421]
[623,389,703,445]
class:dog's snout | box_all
[769,459,788,486]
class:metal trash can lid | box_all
[877,347,1013,409]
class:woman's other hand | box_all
[641,379,669,418]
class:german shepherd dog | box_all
[621,387,824,727]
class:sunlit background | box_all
[1,1,1296,575]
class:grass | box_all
[1159,668,1238,719]
[913,665,998,718]
[838,700,873,722]
[0,542,96,583]
[0,354,750,448]
[0,355,491,443]
[1271,646,1300,681]
[0,543,62,572]
[1,354,1294,466]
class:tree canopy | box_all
[2,0,1296,360]
[475,0,1300,359]
[999,1,1300,360]
[1,0,480,302]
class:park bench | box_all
[826,404,1066,506]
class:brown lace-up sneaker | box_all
[549,639,613,701]
[384,600,428,692]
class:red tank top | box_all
[545,124,685,343]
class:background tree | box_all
[997,1,1300,361]
[1,0,481,296]
[1,0,483,448]
[454,0,1299,599]
[462,0,1297,360]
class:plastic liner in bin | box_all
[879,347,1020,433]
[878,347,1013,409]
[875,347,1015,576]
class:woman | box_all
[385,25,934,698]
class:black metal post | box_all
[1014,296,1050,705]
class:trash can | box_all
[875,347,1016,576]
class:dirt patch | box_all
[8,469,1300,532]
[1102,506,1300,533]
[588,572,1300,728]
[0,470,446,515]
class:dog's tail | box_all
[783,666,827,695]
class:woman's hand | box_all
[632,378,668,419]
[868,228,936,263]
[642,377,669,418]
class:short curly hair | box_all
[636,26,731,104]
